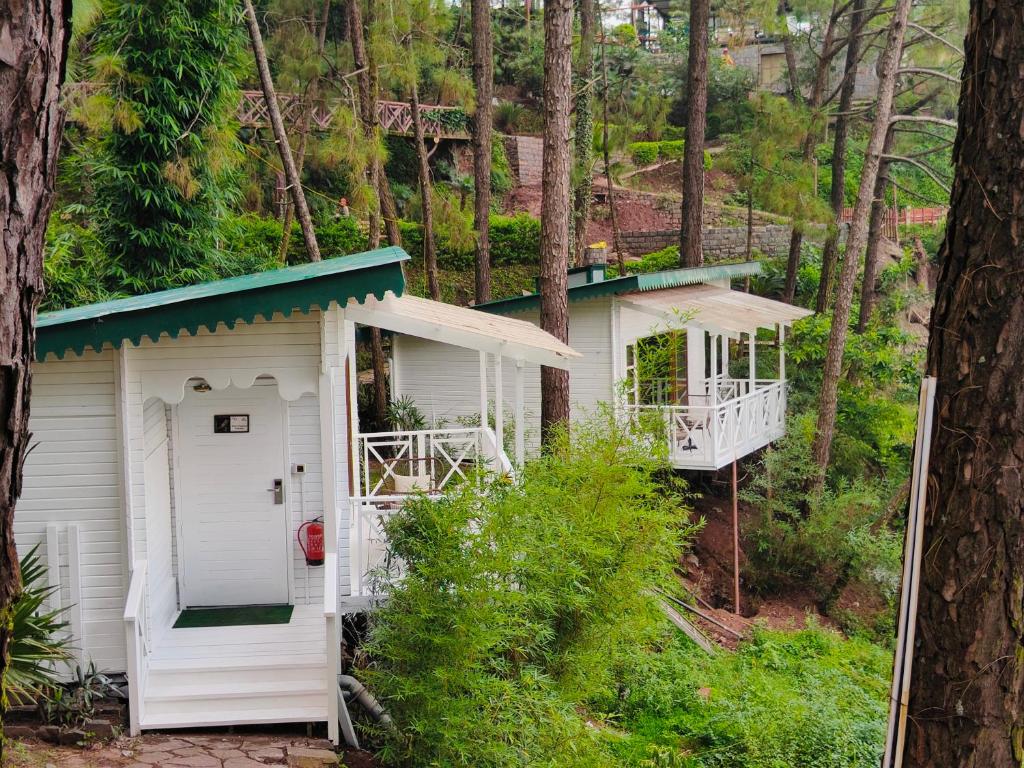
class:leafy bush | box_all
[4,547,72,705]
[609,627,891,767]
[630,141,660,166]
[628,140,707,167]
[363,414,692,766]
[43,220,122,311]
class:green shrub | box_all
[609,627,891,767]
[630,141,660,166]
[363,414,692,766]
[628,140,711,169]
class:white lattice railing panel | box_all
[358,427,493,498]
[624,380,788,470]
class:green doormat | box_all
[173,604,294,629]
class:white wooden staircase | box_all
[131,601,329,730]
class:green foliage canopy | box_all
[87,0,247,294]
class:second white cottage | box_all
[392,261,813,471]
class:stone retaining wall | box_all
[619,224,794,260]
[504,135,544,186]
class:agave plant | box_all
[3,546,72,705]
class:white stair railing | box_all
[123,560,149,736]
[324,551,340,744]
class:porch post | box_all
[686,326,704,401]
[709,334,718,408]
[748,331,756,392]
[479,351,488,429]
[720,334,729,381]
[514,360,526,466]
[778,324,786,381]
[494,354,504,459]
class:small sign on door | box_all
[214,414,250,434]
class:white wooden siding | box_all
[392,299,616,454]
[289,394,325,603]
[143,398,176,638]
[17,350,127,672]
[20,308,354,677]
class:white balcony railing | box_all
[350,427,509,596]
[625,380,786,470]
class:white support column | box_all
[721,334,729,381]
[687,326,705,400]
[479,351,488,429]
[318,369,338,555]
[748,331,756,391]
[514,360,526,466]
[709,334,718,408]
[494,354,504,459]
[779,324,786,381]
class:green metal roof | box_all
[37,247,409,359]
[475,261,762,315]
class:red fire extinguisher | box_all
[298,517,324,566]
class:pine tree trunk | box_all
[599,11,625,274]
[777,0,800,100]
[278,0,331,264]
[816,0,865,313]
[782,2,840,303]
[347,0,392,431]
[902,6,1024,762]
[856,147,893,332]
[471,0,494,304]
[242,0,321,262]
[409,79,440,301]
[539,0,573,443]
[679,0,709,268]
[810,0,913,480]
[571,0,596,268]
[0,0,71,709]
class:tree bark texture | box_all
[782,2,840,303]
[277,0,331,264]
[902,5,1024,764]
[571,0,596,268]
[539,0,573,443]
[242,0,321,262]
[777,0,800,100]
[810,0,912,477]
[0,0,71,710]
[678,0,709,268]
[599,11,625,275]
[471,0,494,304]
[816,0,865,314]
[856,133,895,332]
[409,78,440,301]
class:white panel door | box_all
[177,383,289,606]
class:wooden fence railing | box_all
[63,83,470,138]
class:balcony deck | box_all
[626,378,787,470]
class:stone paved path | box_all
[5,731,377,768]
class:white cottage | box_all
[18,246,578,742]
[393,262,812,470]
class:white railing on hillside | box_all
[123,560,149,737]
[626,380,786,469]
[350,427,511,596]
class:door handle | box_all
[267,479,284,504]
